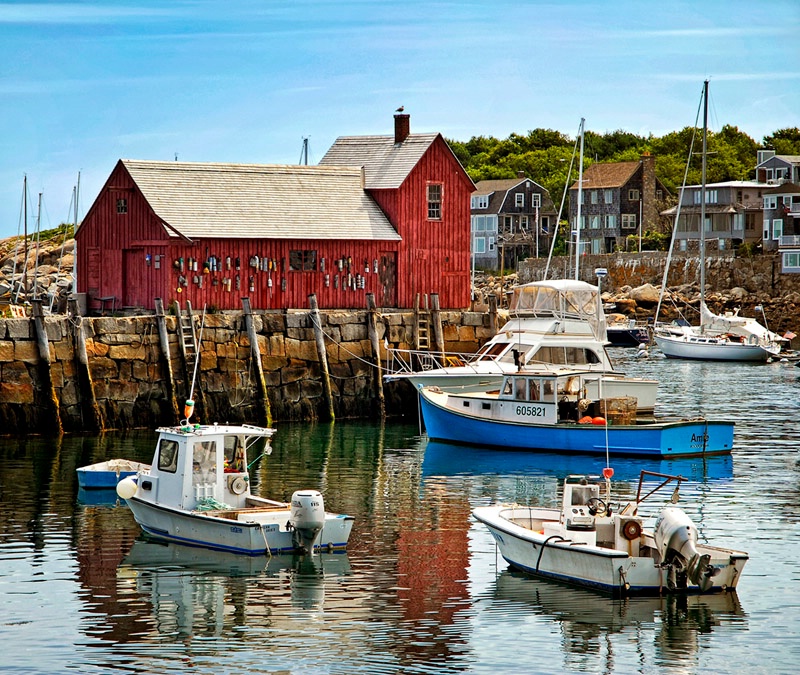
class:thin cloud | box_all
[0,3,177,23]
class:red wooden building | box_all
[75,114,475,312]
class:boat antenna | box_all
[543,121,581,281]
[574,118,585,281]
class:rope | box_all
[308,311,382,373]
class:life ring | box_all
[622,519,642,541]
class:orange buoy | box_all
[591,416,606,426]
[579,415,593,424]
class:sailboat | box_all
[653,81,783,362]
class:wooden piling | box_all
[489,294,498,335]
[308,294,335,421]
[431,293,444,356]
[30,300,63,435]
[68,297,103,431]
[154,298,180,423]
[366,293,385,419]
[241,297,272,427]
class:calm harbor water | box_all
[1,348,799,674]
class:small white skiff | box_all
[473,471,747,596]
[117,422,354,556]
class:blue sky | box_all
[1,0,798,240]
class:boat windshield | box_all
[509,281,605,340]
[528,346,602,366]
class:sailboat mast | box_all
[22,176,28,299]
[699,80,708,327]
[575,118,585,280]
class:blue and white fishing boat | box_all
[418,368,733,458]
[116,420,354,556]
[473,471,748,596]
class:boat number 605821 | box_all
[516,405,545,417]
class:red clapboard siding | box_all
[77,134,474,311]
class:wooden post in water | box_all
[309,294,335,421]
[489,294,498,336]
[241,297,272,427]
[431,293,445,357]
[68,297,103,431]
[366,293,385,419]
[30,299,63,435]
[154,298,180,423]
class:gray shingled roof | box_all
[122,160,401,241]
[319,133,439,189]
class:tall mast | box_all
[22,175,28,298]
[575,118,585,280]
[699,80,708,328]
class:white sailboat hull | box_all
[655,331,778,362]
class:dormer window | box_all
[515,193,524,207]
[471,195,489,209]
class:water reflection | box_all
[487,570,747,672]
[422,439,734,484]
[118,539,352,637]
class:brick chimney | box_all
[394,113,410,144]
[641,152,657,228]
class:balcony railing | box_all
[779,235,800,247]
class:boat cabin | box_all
[138,423,275,511]
[497,371,637,424]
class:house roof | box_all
[319,133,441,189]
[569,161,640,190]
[763,182,800,195]
[473,178,527,196]
[755,154,800,168]
[120,160,401,241]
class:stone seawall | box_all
[0,304,495,436]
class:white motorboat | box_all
[473,471,748,596]
[116,421,354,556]
[386,279,659,413]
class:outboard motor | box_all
[654,506,716,591]
[289,490,326,554]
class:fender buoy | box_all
[591,417,606,426]
[579,415,593,424]
[622,519,642,541]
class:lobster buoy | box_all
[183,399,195,420]
[579,415,593,424]
[592,417,607,426]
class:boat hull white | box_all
[655,332,778,362]
[127,496,354,556]
[474,505,747,596]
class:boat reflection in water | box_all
[421,439,734,484]
[118,538,352,637]
[489,570,747,668]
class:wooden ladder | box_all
[175,300,199,381]
[413,293,431,351]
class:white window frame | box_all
[764,196,777,209]
[605,214,616,228]
[471,195,489,209]
[473,236,486,254]
[515,193,524,208]
[764,219,770,240]
[604,189,613,204]
[621,214,636,229]
[427,183,443,220]
[772,218,783,240]
[628,189,640,201]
